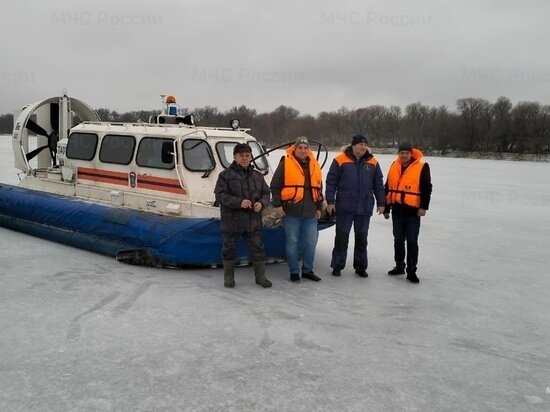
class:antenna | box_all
[160,94,167,114]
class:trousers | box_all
[391,211,421,272]
[330,213,371,271]
[221,230,265,262]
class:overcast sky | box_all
[0,0,548,115]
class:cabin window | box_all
[182,139,215,172]
[215,141,268,172]
[215,142,236,168]
[136,137,175,170]
[99,134,136,165]
[66,133,98,161]
[248,141,269,172]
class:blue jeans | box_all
[282,216,319,274]
[330,214,371,271]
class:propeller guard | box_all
[12,95,100,172]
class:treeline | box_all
[2,97,549,153]
[0,114,13,134]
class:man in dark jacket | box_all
[214,143,272,288]
[271,137,324,283]
[325,134,386,277]
[384,143,432,283]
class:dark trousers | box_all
[222,230,265,262]
[391,211,421,272]
[331,214,371,271]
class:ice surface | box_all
[1,135,549,411]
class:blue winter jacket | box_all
[325,147,386,216]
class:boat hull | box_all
[0,183,290,267]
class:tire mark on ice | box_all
[66,291,121,343]
[293,332,333,353]
[112,281,152,317]
[259,331,275,350]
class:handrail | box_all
[80,120,250,132]
[251,140,330,169]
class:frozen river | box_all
[1,135,549,411]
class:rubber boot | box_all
[223,260,235,288]
[253,261,272,288]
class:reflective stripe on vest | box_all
[334,152,379,168]
[280,148,323,203]
[386,155,424,208]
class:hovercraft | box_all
[0,93,333,267]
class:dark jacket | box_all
[384,162,432,216]
[325,147,386,216]
[214,161,270,232]
[270,156,323,218]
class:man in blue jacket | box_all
[325,135,386,277]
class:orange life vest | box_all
[280,146,323,203]
[386,148,425,208]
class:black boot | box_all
[332,269,341,277]
[254,261,272,288]
[290,273,300,282]
[355,269,368,278]
[406,268,420,283]
[388,264,405,275]
[223,260,235,288]
[302,272,321,281]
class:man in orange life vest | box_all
[384,143,432,283]
[271,137,324,282]
[325,134,386,277]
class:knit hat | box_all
[351,134,368,146]
[233,143,252,154]
[398,142,413,152]
[294,136,309,147]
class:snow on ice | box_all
[0,136,549,411]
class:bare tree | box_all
[491,97,512,152]
[456,98,492,150]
